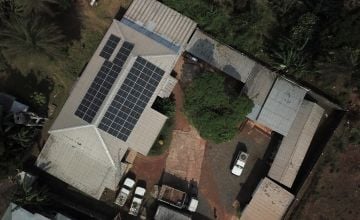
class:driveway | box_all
[198,121,271,219]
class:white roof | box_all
[256,77,308,135]
[1,203,50,220]
[268,100,324,188]
[36,125,125,199]
[241,178,294,220]
[124,0,197,50]
[186,29,257,82]
[134,187,146,196]
[123,178,136,188]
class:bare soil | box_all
[130,153,168,191]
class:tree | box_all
[0,16,64,74]
[184,72,253,143]
[15,0,58,16]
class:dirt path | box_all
[130,153,168,191]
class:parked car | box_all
[231,151,249,176]
[129,186,146,216]
[114,177,136,207]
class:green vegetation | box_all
[164,0,360,104]
[163,0,276,59]
[0,107,39,178]
[184,72,253,143]
[149,97,176,155]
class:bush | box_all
[149,96,176,155]
[30,92,47,107]
[184,72,253,143]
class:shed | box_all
[186,29,257,83]
[154,205,191,220]
[240,177,294,220]
[268,100,324,188]
[255,77,308,136]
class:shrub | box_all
[184,72,253,143]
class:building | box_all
[0,93,28,113]
[154,205,191,220]
[36,0,197,199]
[240,178,295,220]
[268,100,324,188]
[1,203,70,220]
[186,29,257,83]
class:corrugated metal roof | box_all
[186,29,256,82]
[36,125,124,199]
[240,177,294,220]
[124,0,197,49]
[244,65,277,120]
[256,77,308,136]
[154,205,191,220]
[268,101,324,188]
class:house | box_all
[1,203,71,220]
[36,0,197,199]
[240,177,294,220]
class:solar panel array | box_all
[99,34,120,59]
[99,57,165,141]
[75,40,134,123]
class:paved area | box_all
[198,121,271,219]
[165,128,206,183]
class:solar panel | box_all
[99,34,120,60]
[75,41,134,123]
[98,57,165,141]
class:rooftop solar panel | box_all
[99,34,120,60]
[75,41,134,123]
[99,57,165,141]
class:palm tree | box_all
[0,16,64,74]
[15,0,58,16]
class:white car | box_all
[231,151,248,176]
[129,186,146,216]
[115,177,135,207]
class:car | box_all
[129,186,146,216]
[114,177,136,207]
[231,151,249,176]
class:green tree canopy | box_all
[184,72,253,143]
[0,17,64,74]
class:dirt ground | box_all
[292,143,360,220]
[289,90,360,220]
[129,153,168,191]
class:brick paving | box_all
[165,128,206,183]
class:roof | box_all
[255,77,308,136]
[0,93,28,113]
[124,0,197,51]
[155,205,191,220]
[244,66,277,120]
[240,178,294,220]
[268,101,324,188]
[38,1,196,199]
[36,125,126,199]
[186,29,257,82]
[1,203,50,220]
